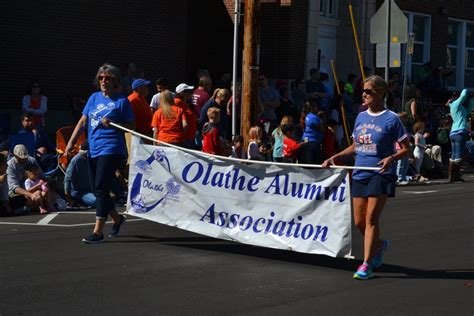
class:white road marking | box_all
[399,187,461,194]
[0,218,144,227]
[37,213,59,225]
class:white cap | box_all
[13,144,29,159]
[175,83,194,94]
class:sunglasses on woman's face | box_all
[362,89,377,95]
[32,85,40,88]
[98,75,113,82]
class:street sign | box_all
[370,0,408,44]
[376,43,401,68]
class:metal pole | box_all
[232,0,241,138]
[401,32,414,109]
[385,0,391,82]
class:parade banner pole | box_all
[330,60,352,146]
[349,3,366,80]
[110,122,379,171]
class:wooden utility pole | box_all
[241,0,261,140]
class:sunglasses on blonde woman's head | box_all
[98,75,113,82]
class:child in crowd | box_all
[201,107,221,155]
[247,126,264,161]
[24,164,53,214]
[413,121,429,182]
[0,154,12,216]
[230,135,246,159]
[282,124,301,163]
[272,116,293,162]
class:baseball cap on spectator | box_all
[13,144,29,159]
[175,83,194,94]
[132,79,151,90]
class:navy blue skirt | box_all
[352,174,397,198]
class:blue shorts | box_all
[352,174,397,198]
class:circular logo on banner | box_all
[130,148,180,214]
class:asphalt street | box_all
[0,177,473,315]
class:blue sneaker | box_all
[353,262,373,280]
[82,233,104,244]
[109,215,126,237]
[370,239,389,269]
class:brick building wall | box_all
[259,1,309,79]
[184,1,236,84]
[1,0,187,117]
[223,0,309,80]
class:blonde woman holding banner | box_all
[322,75,409,280]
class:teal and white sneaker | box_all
[370,239,389,269]
[353,262,373,280]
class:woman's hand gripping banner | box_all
[127,136,352,258]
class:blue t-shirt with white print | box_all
[352,110,407,180]
[82,92,135,158]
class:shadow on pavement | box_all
[112,235,474,280]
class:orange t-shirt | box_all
[151,105,186,144]
[128,92,152,135]
[175,98,197,141]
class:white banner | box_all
[127,136,352,258]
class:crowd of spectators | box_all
[1,60,473,217]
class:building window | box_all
[319,0,338,18]
[401,12,431,85]
[447,19,474,90]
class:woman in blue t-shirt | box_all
[66,64,135,244]
[322,75,409,280]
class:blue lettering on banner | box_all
[264,173,346,202]
[181,164,346,203]
[182,162,261,191]
[199,203,329,242]
[142,180,164,192]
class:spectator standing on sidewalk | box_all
[199,88,231,140]
[150,77,173,114]
[22,80,47,128]
[128,79,152,136]
[175,83,198,149]
[66,63,135,244]
[192,75,212,119]
[322,75,409,280]
[447,89,474,182]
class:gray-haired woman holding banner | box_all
[323,75,409,280]
[66,64,135,244]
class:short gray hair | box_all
[94,63,122,89]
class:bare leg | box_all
[109,208,121,224]
[93,218,106,235]
[353,197,368,235]
[363,195,388,263]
